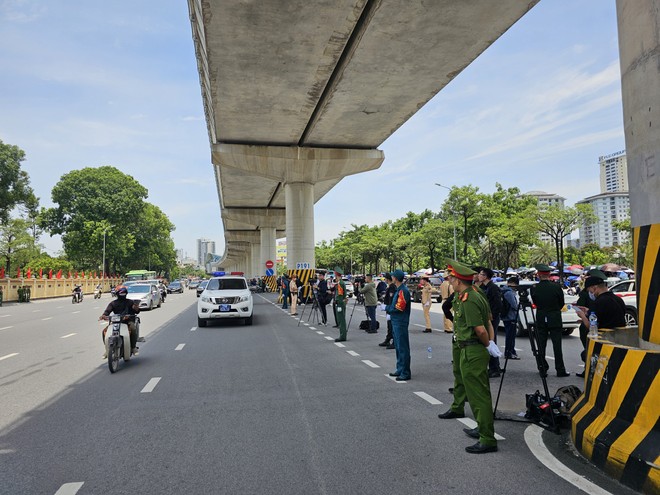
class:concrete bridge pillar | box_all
[284,182,315,269]
[260,227,277,272]
[251,243,261,278]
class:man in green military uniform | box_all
[333,267,348,342]
[437,259,500,454]
[530,264,569,377]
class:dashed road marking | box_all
[324,336,334,341]
[316,331,324,335]
[413,391,442,405]
[175,344,186,350]
[0,353,19,362]
[42,317,53,321]
[32,309,41,313]
[141,377,162,393]
[362,360,380,368]
[0,326,14,331]
[190,327,197,331]
[71,311,80,314]
[524,424,613,495]
[347,350,360,357]
[334,342,346,348]
[309,327,316,330]
[303,323,309,326]
[54,482,85,495]
[457,417,505,440]
[385,374,407,383]
[0,314,10,318]
[60,333,77,339]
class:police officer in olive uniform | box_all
[437,259,500,454]
[333,267,348,342]
[530,264,570,377]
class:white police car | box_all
[197,273,253,327]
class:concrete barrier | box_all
[0,277,122,303]
[571,329,660,494]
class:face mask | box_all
[588,292,596,301]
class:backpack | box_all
[499,287,512,320]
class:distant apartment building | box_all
[176,249,184,263]
[524,191,567,245]
[577,192,630,247]
[599,150,628,193]
[196,238,216,267]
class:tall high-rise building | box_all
[524,191,567,244]
[599,150,628,193]
[577,192,630,247]
[197,238,216,267]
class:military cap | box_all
[383,272,392,281]
[586,268,607,280]
[444,258,476,281]
[391,269,405,281]
[534,263,553,273]
[584,276,606,289]
[333,266,344,275]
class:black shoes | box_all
[395,376,410,381]
[366,330,378,334]
[423,329,432,333]
[505,354,520,360]
[438,410,465,419]
[448,387,454,393]
[378,340,390,347]
[386,343,395,349]
[463,427,479,439]
[557,371,571,377]
[488,370,501,379]
[465,442,497,454]
[388,372,400,377]
[334,338,346,342]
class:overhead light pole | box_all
[102,228,107,279]
[435,183,457,260]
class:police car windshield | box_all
[207,278,247,290]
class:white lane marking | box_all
[71,311,80,314]
[60,333,77,339]
[93,306,100,309]
[175,344,186,351]
[56,306,63,309]
[32,309,41,313]
[385,374,407,383]
[347,350,360,357]
[413,391,442,405]
[324,336,334,341]
[362,360,380,368]
[0,353,19,361]
[457,417,505,440]
[190,327,197,331]
[42,317,53,321]
[524,424,613,495]
[316,331,324,335]
[54,482,85,495]
[0,314,11,318]
[141,377,161,393]
[546,356,555,360]
[0,326,14,331]
[309,327,316,330]
[303,323,309,326]
[334,342,346,348]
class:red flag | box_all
[26,268,31,279]
[75,271,78,278]
[0,267,4,278]
[56,269,62,279]
[39,268,43,278]
[49,269,53,279]
[395,289,407,312]
[81,271,85,278]
[68,271,72,279]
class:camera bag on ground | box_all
[554,385,582,415]
[525,385,582,428]
[359,320,380,330]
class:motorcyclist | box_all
[72,285,83,302]
[99,286,141,358]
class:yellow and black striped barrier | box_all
[634,223,660,345]
[273,269,317,304]
[571,335,660,494]
[262,275,277,293]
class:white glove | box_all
[386,314,391,321]
[487,341,502,358]
[380,303,387,311]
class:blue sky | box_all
[0,1,624,260]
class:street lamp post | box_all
[102,229,107,279]
[435,183,457,260]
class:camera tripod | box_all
[298,285,321,327]
[492,288,559,433]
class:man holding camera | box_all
[358,274,379,333]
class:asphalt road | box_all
[0,291,637,494]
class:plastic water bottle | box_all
[427,346,432,359]
[589,313,598,338]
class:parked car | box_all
[167,281,184,294]
[127,283,162,310]
[406,276,443,303]
[196,279,209,297]
[609,280,637,326]
[496,281,580,337]
[188,280,200,290]
[197,275,253,326]
[341,278,355,298]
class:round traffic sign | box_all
[265,268,274,276]
[265,260,274,269]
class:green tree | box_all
[440,185,489,260]
[580,243,608,266]
[0,218,34,274]
[0,140,36,225]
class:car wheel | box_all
[198,317,207,328]
[157,298,162,308]
[562,328,574,336]
[244,315,253,326]
[148,301,153,311]
[624,308,637,327]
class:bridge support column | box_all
[251,243,261,278]
[284,182,315,269]
[570,5,660,495]
[260,227,277,271]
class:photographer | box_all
[501,277,520,360]
[358,274,378,334]
[316,271,330,326]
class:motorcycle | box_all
[102,314,140,373]
[72,290,83,304]
[94,287,102,299]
